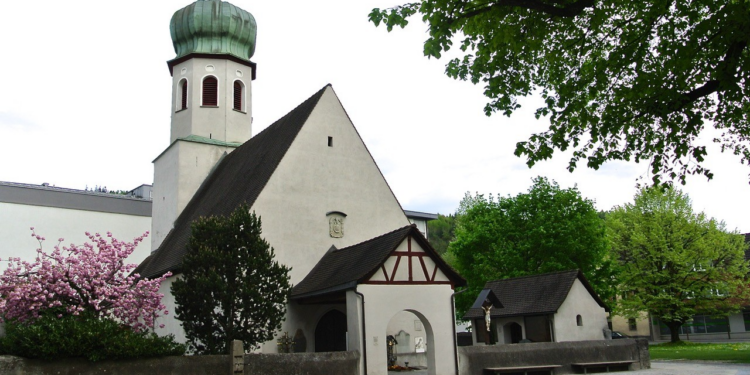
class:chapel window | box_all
[179,79,188,110]
[576,314,583,326]
[202,76,218,106]
[233,81,243,111]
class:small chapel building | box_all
[135,1,465,375]
[463,270,609,345]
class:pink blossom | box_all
[0,229,170,332]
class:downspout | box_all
[355,289,367,375]
[451,289,467,375]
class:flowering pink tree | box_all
[0,229,171,332]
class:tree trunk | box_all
[665,321,683,343]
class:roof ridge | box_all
[485,269,578,285]
[251,85,329,139]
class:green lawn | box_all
[649,341,750,363]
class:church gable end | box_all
[249,86,412,284]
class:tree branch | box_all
[458,0,595,20]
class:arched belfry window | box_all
[233,80,244,111]
[202,76,218,106]
[179,79,188,110]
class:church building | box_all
[135,1,465,374]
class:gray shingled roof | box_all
[463,270,607,319]
[137,85,328,278]
[291,225,466,300]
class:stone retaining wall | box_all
[458,338,650,375]
[0,350,360,375]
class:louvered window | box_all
[202,76,218,106]
[233,81,243,111]
[180,80,188,110]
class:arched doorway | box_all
[385,310,436,374]
[315,309,347,352]
[503,322,523,344]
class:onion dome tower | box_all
[152,0,257,250]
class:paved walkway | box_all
[631,360,750,375]
[388,360,750,375]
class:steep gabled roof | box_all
[138,86,328,278]
[463,269,607,319]
[291,225,466,300]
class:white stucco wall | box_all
[170,58,253,144]
[154,276,187,343]
[0,202,151,266]
[553,279,608,342]
[249,86,410,285]
[357,284,457,375]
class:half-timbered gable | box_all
[366,230,452,285]
[291,225,462,302]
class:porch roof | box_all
[291,225,465,301]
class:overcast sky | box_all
[1,0,747,232]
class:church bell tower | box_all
[152,0,257,250]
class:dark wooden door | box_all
[315,310,347,352]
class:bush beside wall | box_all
[0,313,185,361]
[0,350,361,375]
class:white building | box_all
[464,270,609,345]
[0,182,152,264]
[130,1,465,375]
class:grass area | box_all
[649,341,750,363]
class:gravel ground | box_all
[388,360,750,375]
[630,360,750,375]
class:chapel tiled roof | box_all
[291,225,466,299]
[137,85,328,278]
[463,269,607,319]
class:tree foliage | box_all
[449,177,614,316]
[370,0,750,184]
[427,213,456,255]
[607,187,749,342]
[172,203,292,354]
[0,230,170,331]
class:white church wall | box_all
[0,201,151,266]
[151,140,236,250]
[153,275,187,343]
[554,279,608,342]
[249,86,410,285]
[358,284,457,375]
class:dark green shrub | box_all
[0,311,185,361]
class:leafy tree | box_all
[369,1,750,184]
[607,187,749,343]
[449,176,614,316]
[427,213,456,255]
[172,203,292,354]
[0,230,170,331]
